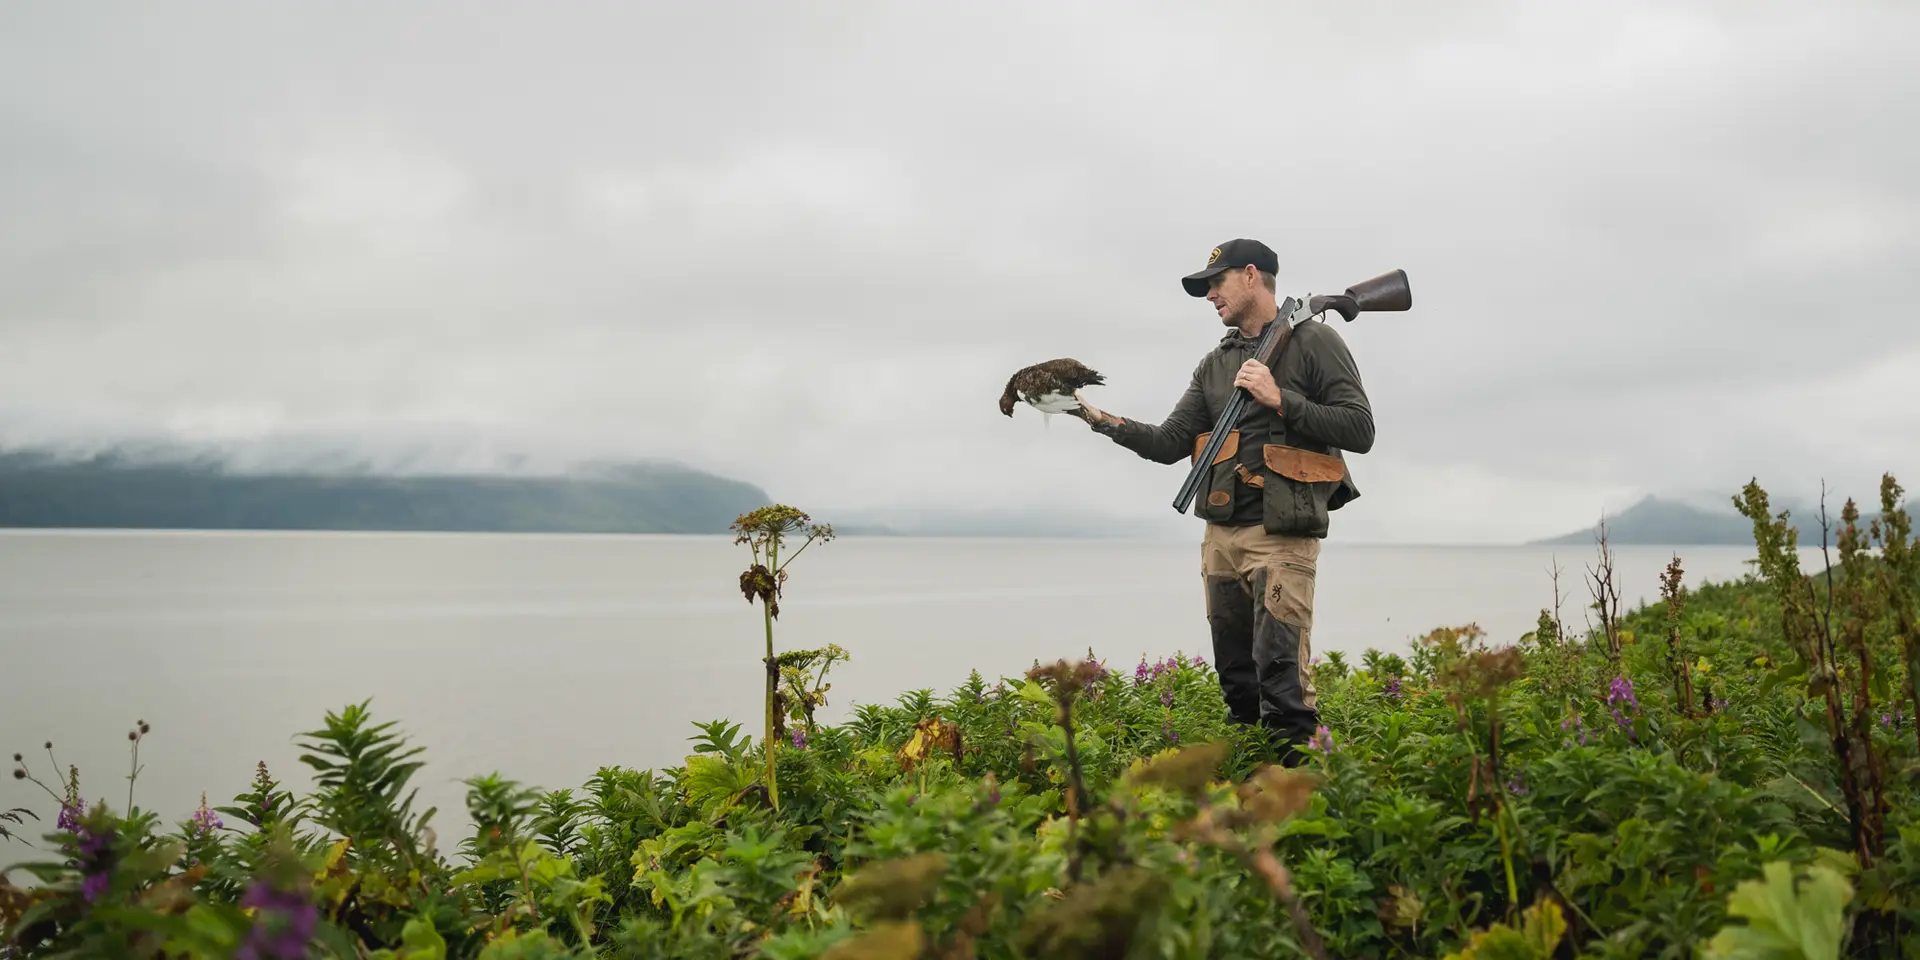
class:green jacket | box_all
[1107,316,1374,535]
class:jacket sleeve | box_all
[1280,324,1375,454]
[1108,364,1212,465]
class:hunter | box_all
[1076,238,1375,766]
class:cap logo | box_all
[1207,247,1221,266]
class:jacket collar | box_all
[1216,312,1286,351]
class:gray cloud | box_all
[2,0,1916,543]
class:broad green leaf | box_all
[1703,861,1853,960]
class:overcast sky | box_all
[2,1,1915,544]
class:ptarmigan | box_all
[998,358,1106,428]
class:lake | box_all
[0,529,1769,843]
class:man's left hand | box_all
[1234,359,1283,411]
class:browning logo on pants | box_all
[1201,522,1320,761]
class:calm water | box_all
[0,529,1767,843]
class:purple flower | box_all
[236,881,320,959]
[1305,726,1338,755]
[1607,676,1638,710]
[1134,660,1150,686]
[1560,713,1588,748]
[56,798,83,833]
[1506,773,1529,796]
[190,792,223,835]
[1160,687,1174,707]
[1192,654,1207,668]
[1383,675,1403,702]
[1607,676,1640,739]
[790,728,807,749]
[81,871,110,902]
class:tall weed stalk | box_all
[732,504,834,812]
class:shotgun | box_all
[1170,269,1412,514]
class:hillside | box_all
[1531,493,1918,546]
[0,450,772,535]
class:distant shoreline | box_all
[0,525,1782,551]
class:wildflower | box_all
[1560,713,1588,748]
[1160,687,1174,707]
[790,728,808,749]
[1383,675,1403,702]
[57,798,83,833]
[1506,773,1529,796]
[236,880,320,959]
[1305,726,1338,755]
[81,871,110,903]
[1134,659,1151,687]
[186,791,223,850]
[1607,676,1640,739]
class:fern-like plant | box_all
[295,699,436,873]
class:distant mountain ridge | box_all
[0,449,771,535]
[0,446,1175,539]
[1531,493,1919,547]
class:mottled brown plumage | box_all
[998,358,1106,422]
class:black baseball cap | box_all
[1180,238,1279,297]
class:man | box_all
[1075,238,1374,765]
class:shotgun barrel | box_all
[1169,269,1411,515]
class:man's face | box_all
[1204,266,1259,326]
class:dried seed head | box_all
[1237,765,1319,824]
[10,753,19,762]
[12,769,24,780]
[139,721,150,734]
[128,731,138,741]
[44,741,52,750]
[831,852,949,921]
[1123,741,1228,799]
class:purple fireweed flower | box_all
[1507,774,1529,796]
[236,880,320,960]
[81,871,110,902]
[1192,654,1207,668]
[1607,676,1640,739]
[56,798,83,833]
[1160,687,1174,706]
[1134,660,1150,686]
[190,792,223,834]
[1607,676,1638,710]
[790,728,807,749]
[1383,675,1403,702]
[1560,713,1588,748]
[1306,726,1337,755]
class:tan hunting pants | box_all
[1201,522,1320,762]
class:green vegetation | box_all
[0,451,771,535]
[7,475,1920,958]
